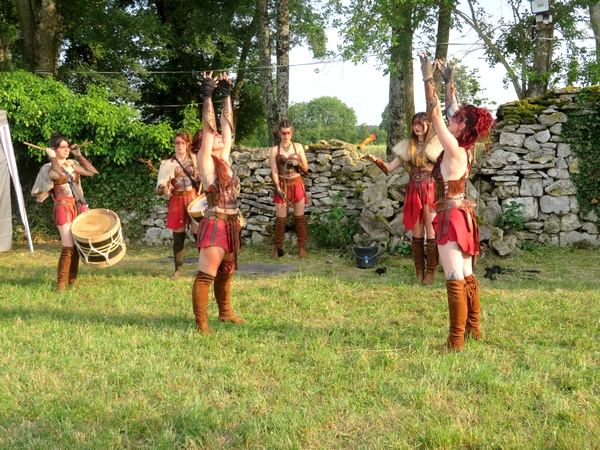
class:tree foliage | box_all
[288,96,358,144]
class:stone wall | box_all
[138,88,599,254]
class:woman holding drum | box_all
[192,71,245,334]
[31,132,99,291]
[156,130,201,280]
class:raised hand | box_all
[437,59,455,84]
[198,71,216,98]
[70,144,81,157]
[45,147,56,159]
[418,51,435,81]
[217,72,232,98]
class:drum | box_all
[187,194,208,226]
[71,209,126,268]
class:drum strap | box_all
[61,168,88,213]
[174,157,201,191]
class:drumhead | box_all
[72,209,120,244]
[187,195,207,225]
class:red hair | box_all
[453,105,495,150]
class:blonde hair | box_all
[407,112,433,166]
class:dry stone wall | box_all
[138,89,599,254]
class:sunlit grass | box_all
[1,243,599,448]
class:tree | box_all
[288,96,358,144]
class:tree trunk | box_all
[433,2,453,95]
[256,0,278,146]
[15,0,61,75]
[590,3,600,61]
[387,4,414,160]
[276,0,290,140]
[528,6,554,97]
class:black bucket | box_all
[352,246,381,269]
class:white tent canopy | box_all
[0,110,34,252]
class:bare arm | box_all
[217,72,233,162]
[197,72,217,184]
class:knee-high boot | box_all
[272,216,286,259]
[464,274,482,340]
[411,237,425,283]
[295,215,307,258]
[446,279,467,351]
[214,271,246,324]
[68,248,79,286]
[422,238,439,285]
[171,231,186,280]
[57,247,73,292]
[192,271,214,334]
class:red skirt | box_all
[403,180,435,231]
[54,196,77,226]
[433,207,480,256]
[197,213,242,267]
[166,191,198,229]
[274,178,308,205]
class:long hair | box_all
[453,105,495,151]
[191,130,202,154]
[408,112,434,166]
[50,132,69,150]
[174,130,192,157]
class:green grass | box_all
[1,242,600,448]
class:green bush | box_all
[310,193,358,250]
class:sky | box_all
[288,3,515,126]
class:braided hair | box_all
[453,105,495,150]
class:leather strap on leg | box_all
[192,271,214,334]
[446,279,467,351]
[295,215,307,258]
[412,237,425,283]
[464,274,482,340]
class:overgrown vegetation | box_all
[562,87,600,221]
[498,200,526,231]
[310,192,358,250]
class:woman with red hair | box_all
[419,52,495,351]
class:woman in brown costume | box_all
[419,52,495,351]
[364,113,443,284]
[269,119,309,258]
[156,130,200,280]
[191,71,245,334]
[31,133,99,291]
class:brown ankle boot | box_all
[272,216,286,259]
[171,231,186,280]
[411,237,425,282]
[422,238,438,285]
[192,271,215,334]
[57,247,73,292]
[295,215,307,258]
[464,274,482,340]
[446,279,467,351]
[214,270,246,324]
[68,248,80,286]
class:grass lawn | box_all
[1,242,599,448]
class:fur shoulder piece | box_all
[391,138,411,162]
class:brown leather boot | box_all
[464,274,482,340]
[446,279,467,351]
[214,270,246,324]
[422,238,439,285]
[411,237,425,282]
[57,247,73,292]
[170,231,186,280]
[295,215,307,258]
[192,271,214,334]
[272,216,286,259]
[68,248,79,286]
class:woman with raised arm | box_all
[191,71,245,335]
[418,52,495,351]
[31,133,99,291]
[156,130,200,280]
[364,112,443,284]
[269,119,309,258]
